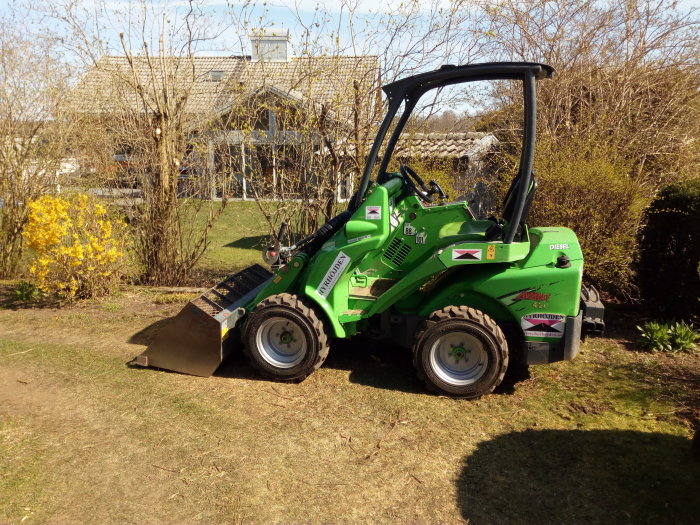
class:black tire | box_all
[412,306,508,399]
[244,293,330,382]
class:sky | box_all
[0,0,389,54]
[1,0,698,62]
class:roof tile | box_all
[71,55,379,120]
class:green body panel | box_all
[410,254,582,325]
[436,234,532,266]
[439,220,492,239]
[245,175,584,347]
[252,253,308,301]
[519,227,582,267]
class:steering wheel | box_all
[400,164,433,203]
[429,179,447,200]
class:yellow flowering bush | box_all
[23,194,128,300]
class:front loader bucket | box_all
[131,264,273,376]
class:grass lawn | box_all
[1,203,698,523]
[195,201,272,280]
[186,199,340,282]
[0,283,698,524]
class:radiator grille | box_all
[383,237,412,266]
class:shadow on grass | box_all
[214,348,257,380]
[127,318,173,345]
[126,326,425,391]
[224,235,270,250]
[126,322,532,395]
[324,337,531,395]
[457,429,699,525]
[606,351,700,428]
[600,302,650,350]
[0,282,61,310]
[325,337,424,393]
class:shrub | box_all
[637,320,698,354]
[668,321,699,353]
[11,281,43,303]
[528,139,650,298]
[23,194,128,300]
[637,179,700,320]
[637,321,671,352]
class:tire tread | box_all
[244,293,330,382]
[412,305,508,398]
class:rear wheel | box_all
[412,306,508,398]
[244,293,330,381]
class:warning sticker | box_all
[452,249,482,261]
[487,245,496,260]
[366,206,381,220]
[521,313,565,338]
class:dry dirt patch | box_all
[1,288,698,524]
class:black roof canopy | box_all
[382,62,554,102]
[355,62,554,244]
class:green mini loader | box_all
[133,62,604,398]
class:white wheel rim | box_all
[256,317,307,369]
[429,331,488,386]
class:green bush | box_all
[11,281,43,304]
[668,321,699,353]
[637,321,671,352]
[637,320,698,354]
[637,179,700,320]
[528,140,650,298]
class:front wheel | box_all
[412,306,508,398]
[244,293,330,382]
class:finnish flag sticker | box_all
[452,249,482,261]
[366,206,382,220]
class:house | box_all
[70,30,497,203]
[71,29,380,201]
[393,131,498,203]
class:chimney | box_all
[250,28,290,62]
